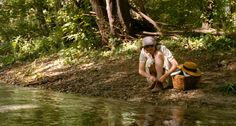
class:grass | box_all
[216,83,236,94]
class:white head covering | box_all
[142,36,156,46]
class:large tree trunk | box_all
[90,0,109,45]
[90,0,159,46]
[106,0,115,35]
[133,0,146,13]
[116,0,133,37]
[90,0,133,46]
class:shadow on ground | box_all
[0,52,235,107]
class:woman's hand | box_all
[149,75,157,82]
[159,74,168,83]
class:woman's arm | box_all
[139,62,156,82]
[159,58,178,83]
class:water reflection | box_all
[0,84,236,126]
[0,104,38,113]
[163,107,184,126]
[128,106,185,126]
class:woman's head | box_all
[142,36,156,54]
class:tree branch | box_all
[130,6,161,32]
[142,28,225,36]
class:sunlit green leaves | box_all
[0,0,99,67]
[164,35,235,52]
[0,0,235,68]
[59,47,80,65]
[145,0,235,30]
[205,36,236,51]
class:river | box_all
[0,84,235,126]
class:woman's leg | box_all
[145,51,164,91]
[149,52,164,92]
[154,52,164,80]
[145,64,156,90]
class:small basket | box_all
[172,75,201,90]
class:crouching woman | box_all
[138,36,178,92]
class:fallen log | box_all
[142,28,225,36]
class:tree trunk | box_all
[90,0,109,45]
[133,0,146,13]
[201,0,215,29]
[106,0,115,35]
[116,0,133,37]
[90,0,135,46]
[90,0,158,45]
[33,0,49,36]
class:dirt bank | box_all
[0,53,235,107]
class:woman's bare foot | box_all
[151,82,163,93]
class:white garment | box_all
[139,45,174,73]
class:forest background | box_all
[0,0,236,101]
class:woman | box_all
[138,36,178,92]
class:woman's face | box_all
[144,45,155,54]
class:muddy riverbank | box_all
[0,53,235,107]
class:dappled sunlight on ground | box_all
[78,62,95,70]
[33,59,66,76]
[104,72,128,83]
[163,89,205,101]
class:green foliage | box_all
[145,0,235,30]
[59,47,80,65]
[0,0,100,67]
[103,39,140,59]
[11,36,41,61]
[0,55,15,67]
[0,0,41,41]
[212,0,233,31]
[108,37,122,49]
[52,0,100,50]
[164,35,235,52]
[217,83,236,94]
[57,39,140,65]
[146,0,204,29]
[0,42,13,55]
[0,34,64,66]
[205,36,236,51]
[0,0,235,68]
[0,41,15,67]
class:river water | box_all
[0,84,235,126]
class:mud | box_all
[0,53,235,107]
